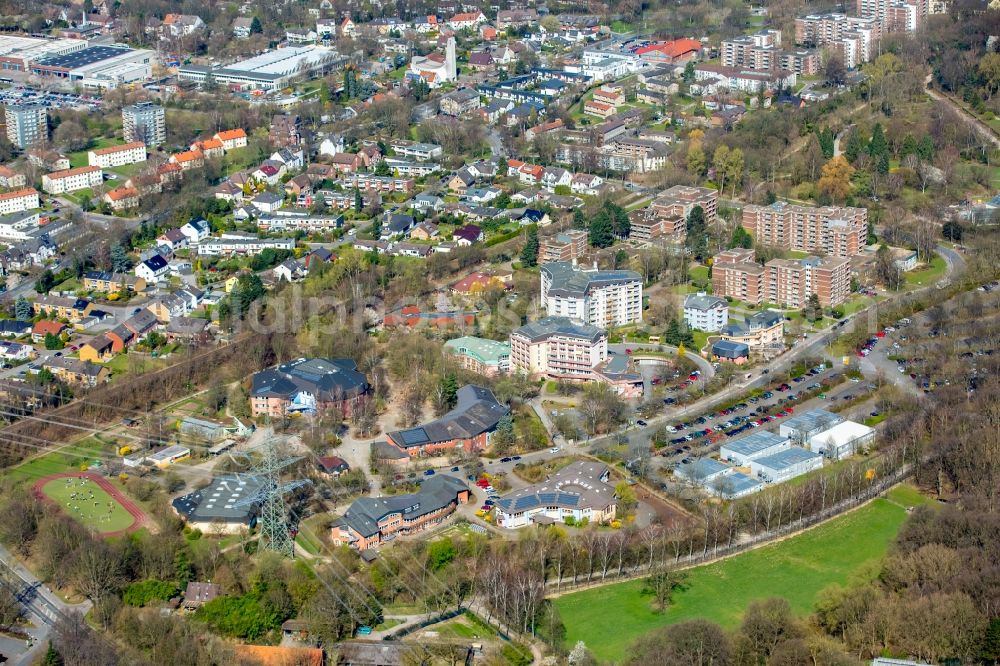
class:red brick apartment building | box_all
[539,230,588,262]
[713,249,851,308]
[331,475,470,550]
[741,201,867,258]
[651,185,719,225]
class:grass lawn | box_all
[40,476,135,534]
[688,265,709,287]
[554,486,926,663]
[105,354,130,375]
[904,254,947,288]
[691,330,710,352]
[6,437,109,484]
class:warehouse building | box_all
[749,447,823,484]
[178,46,343,91]
[807,420,875,460]
[712,471,763,499]
[720,430,790,466]
[30,45,153,90]
[779,409,845,444]
[675,458,763,499]
[0,36,87,72]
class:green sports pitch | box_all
[40,477,136,534]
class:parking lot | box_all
[0,85,101,111]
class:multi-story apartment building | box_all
[0,188,40,215]
[540,262,643,327]
[122,101,165,146]
[794,14,879,67]
[87,141,147,168]
[5,104,47,148]
[857,0,926,32]
[721,30,821,76]
[741,201,867,258]
[510,316,607,381]
[539,230,587,263]
[712,249,851,307]
[650,185,719,226]
[712,249,766,305]
[683,292,729,332]
[628,209,686,243]
[41,166,103,194]
[720,30,781,68]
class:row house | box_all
[338,174,414,193]
[41,166,102,194]
[0,188,40,215]
[88,142,147,169]
[196,234,295,256]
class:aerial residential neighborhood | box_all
[0,0,991,664]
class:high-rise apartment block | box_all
[5,104,48,148]
[540,262,643,327]
[721,30,821,76]
[741,201,867,258]
[794,14,880,67]
[122,102,165,146]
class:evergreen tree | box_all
[440,373,459,408]
[14,296,31,321]
[492,413,515,451]
[868,123,889,174]
[899,133,917,158]
[588,210,615,248]
[685,205,707,260]
[728,225,753,249]
[520,226,539,267]
[370,217,382,239]
[572,208,586,230]
[917,134,935,162]
[110,243,130,272]
[43,332,64,350]
[604,201,630,238]
[682,61,695,84]
[250,15,263,34]
[353,187,363,213]
[818,128,835,159]
[844,128,866,164]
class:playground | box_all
[33,472,146,537]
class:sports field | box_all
[38,475,138,535]
[553,486,927,663]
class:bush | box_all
[123,580,178,607]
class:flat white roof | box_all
[808,420,874,447]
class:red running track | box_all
[32,471,148,538]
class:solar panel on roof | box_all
[400,428,429,445]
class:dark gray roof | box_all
[712,339,749,358]
[334,475,468,537]
[541,262,641,298]
[684,292,727,311]
[251,357,369,402]
[512,316,604,343]
[171,474,263,524]
[387,385,507,448]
